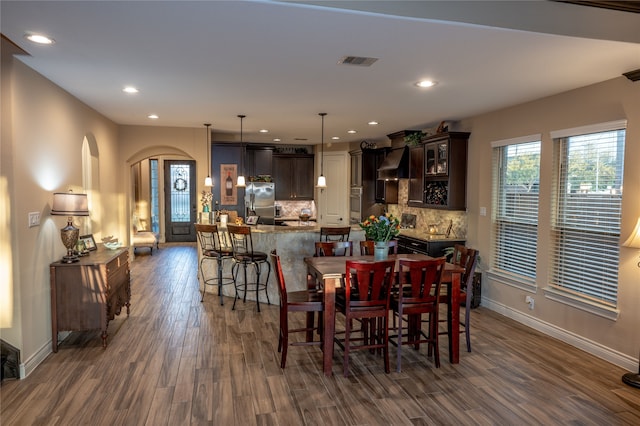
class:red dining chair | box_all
[359,240,398,256]
[270,250,323,368]
[390,258,445,371]
[334,259,395,377]
[439,245,478,352]
[314,241,353,257]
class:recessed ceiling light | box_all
[332,136,340,140]
[148,114,159,119]
[347,130,357,134]
[416,80,437,88]
[122,86,139,94]
[259,129,269,133]
[273,138,281,142]
[368,121,379,126]
[25,33,55,45]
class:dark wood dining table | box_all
[304,253,464,376]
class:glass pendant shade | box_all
[236,175,246,187]
[317,175,326,188]
[204,176,213,187]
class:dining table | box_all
[304,253,465,376]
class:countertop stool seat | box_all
[227,224,271,312]
[194,224,235,305]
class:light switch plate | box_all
[28,212,40,227]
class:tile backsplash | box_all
[275,200,316,218]
[387,180,467,239]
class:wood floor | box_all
[3,244,640,425]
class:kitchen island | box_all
[198,224,364,306]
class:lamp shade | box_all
[51,192,89,216]
[236,175,246,187]
[623,217,640,249]
[204,176,213,187]
[316,175,326,188]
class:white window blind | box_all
[550,125,625,305]
[492,138,541,280]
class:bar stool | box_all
[227,224,271,312]
[194,224,234,305]
[319,226,351,242]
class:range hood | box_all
[377,146,409,180]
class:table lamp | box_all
[51,190,90,263]
[621,217,640,388]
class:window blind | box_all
[492,139,541,280]
[550,126,625,305]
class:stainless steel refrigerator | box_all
[244,182,275,225]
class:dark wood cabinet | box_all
[397,235,466,258]
[246,147,273,178]
[50,247,130,352]
[375,149,398,204]
[273,154,314,200]
[408,144,425,204]
[408,132,469,210]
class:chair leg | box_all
[396,306,403,372]
[263,261,271,305]
[217,257,224,306]
[199,258,206,303]
[383,315,390,374]
[254,262,261,312]
[232,262,241,310]
[343,316,351,377]
[465,294,472,352]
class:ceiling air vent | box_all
[338,56,378,67]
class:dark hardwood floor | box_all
[2,244,640,425]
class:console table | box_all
[50,246,130,352]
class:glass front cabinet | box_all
[408,131,470,210]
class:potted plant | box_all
[404,131,425,147]
[359,214,401,260]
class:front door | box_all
[164,160,197,242]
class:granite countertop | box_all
[398,229,465,242]
[249,224,362,233]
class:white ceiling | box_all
[2,1,639,145]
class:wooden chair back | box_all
[194,223,228,254]
[315,241,353,257]
[359,240,399,256]
[397,258,445,305]
[344,260,395,311]
[227,224,254,257]
[319,226,351,242]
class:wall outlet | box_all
[28,212,41,227]
[525,295,535,310]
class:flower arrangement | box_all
[359,213,400,242]
[200,190,213,210]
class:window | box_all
[491,136,541,283]
[150,159,159,233]
[550,121,626,308]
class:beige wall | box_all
[463,76,640,364]
[2,41,122,373]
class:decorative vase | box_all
[374,241,389,261]
[203,205,210,213]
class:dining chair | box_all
[440,244,478,352]
[359,239,398,256]
[194,224,234,305]
[319,226,351,242]
[334,259,396,377]
[270,250,324,368]
[227,224,271,312]
[314,241,353,257]
[390,258,445,371]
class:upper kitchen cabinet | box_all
[273,154,314,200]
[350,151,362,187]
[246,146,273,177]
[408,131,470,210]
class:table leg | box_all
[322,277,337,376]
[448,271,461,364]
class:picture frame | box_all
[79,234,97,251]
[246,215,259,225]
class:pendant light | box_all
[203,123,213,187]
[317,112,327,188]
[236,114,246,188]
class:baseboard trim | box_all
[481,297,637,373]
